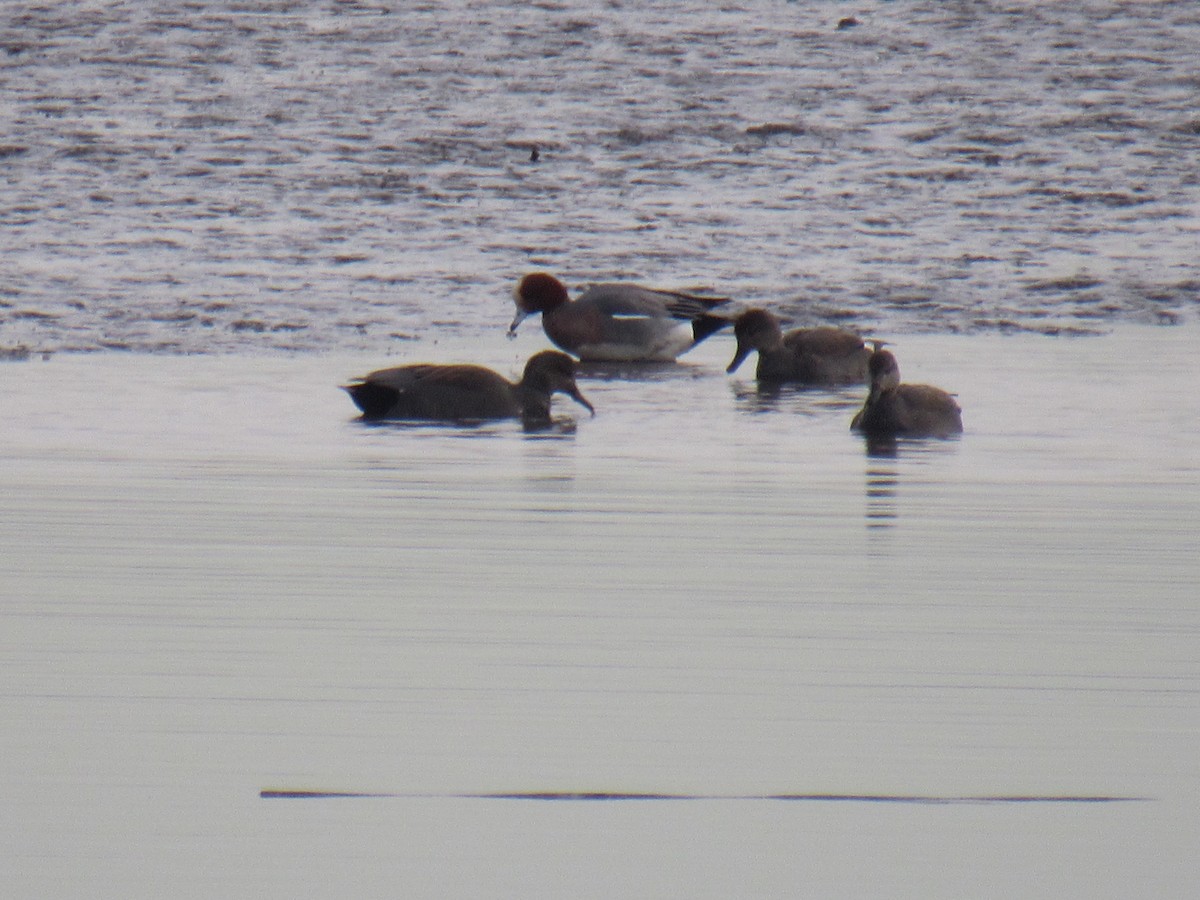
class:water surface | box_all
[2,326,1198,897]
[2,1,1199,895]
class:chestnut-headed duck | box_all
[509,272,735,362]
[345,350,594,425]
[726,308,869,385]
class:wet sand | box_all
[4,1,1199,354]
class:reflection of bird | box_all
[864,463,900,528]
[726,308,869,385]
[851,347,963,438]
[344,350,593,425]
[509,272,735,362]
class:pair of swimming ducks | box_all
[345,273,964,439]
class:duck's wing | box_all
[345,365,513,419]
[784,326,866,360]
[357,364,498,390]
[578,283,734,322]
[895,384,964,435]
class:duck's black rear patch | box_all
[344,381,399,419]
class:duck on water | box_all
[851,345,963,440]
[344,350,594,426]
[509,272,737,362]
[726,308,869,386]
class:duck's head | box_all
[867,346,901,391]
[522,350,594,415]
[727,308,783,373]
[509,273,571,336]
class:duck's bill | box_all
[507,309,530,337]
[726,344,752,374]
[569,386,595,415]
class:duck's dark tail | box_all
[342,382,398,419]
[662,292,740,346]
[691,313,733,345]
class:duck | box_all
[850,346,962,438]
[508,272,735,362]
[344,350,594,425]
[726,308,869,385]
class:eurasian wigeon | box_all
[509,272,735,362]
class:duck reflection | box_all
[862,434,902,459]
[860,436,962,532]
[730,380,862,416]
[864,457,899,530]
[522,418,579,437]
[519,429,580,494]
[575,359,707,383]
[353,415,580,437]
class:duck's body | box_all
[344,350,593,425]
[727,308,869,385]
[510,272,734,362]
[850,348,962,438]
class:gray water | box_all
[4,328,1199,898]
[2,2,1200,898]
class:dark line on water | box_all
[261,791,392,799]
[260,789,1148,804]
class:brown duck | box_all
[850,346,962,438]
[345,350,594,425]
[726,308,869,385]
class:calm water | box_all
[2,0,1200,897]
[3,326,1199,897]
